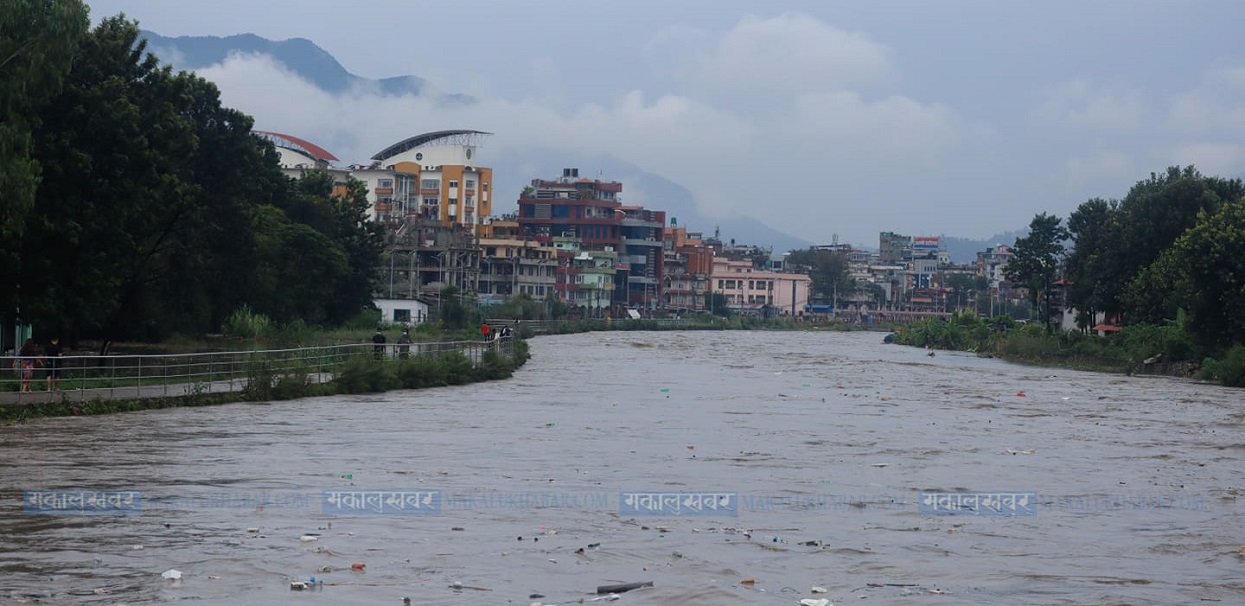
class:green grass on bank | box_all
[893,312,1245,387]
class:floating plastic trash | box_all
[161,569,182,580]
[800,599,830,606]
[299,535,318,542]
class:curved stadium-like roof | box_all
[371,129,492,162]
[255,131,340,163]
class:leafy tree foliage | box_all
[11,16,383,344]
[785,248,854,305]
[0,0,89,315]
[1128,198,1245,346]
[1085,167,1243,319]
[1004,213,1068,333]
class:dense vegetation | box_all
[906,166,1245,386]
[1,8,383,350]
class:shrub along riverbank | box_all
[893,313,1245,387]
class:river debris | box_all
[597,581,653,594]
[161,569,182,580]
[799,599,830,606]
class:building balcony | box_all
[420,188,440,196]
[621,237,663,247]
[375,187,394,196]
[620,217,662,228]
[627,276,657,285]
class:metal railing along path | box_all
[0,338,514,405]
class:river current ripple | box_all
[1,330,1242,605]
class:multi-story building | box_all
[663,225,713,311]
[618,206,665,310]
[477,238,558,303]
[516,168,665,310]
[368,130,495,232]
[879,231,912,265]
[257,129,494,228]
[710,258,811,316]
[551,237,617,317]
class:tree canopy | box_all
[1004,213,1068,333]
[6,14,383,345]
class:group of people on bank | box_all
[369,323,515,359]
[8,337,64,393]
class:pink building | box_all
[710,258,811,315]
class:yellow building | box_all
[369,130,494,233]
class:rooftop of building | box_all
[255,131,339,163]
[371,129,492,162]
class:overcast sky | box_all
[85,0,1245,246]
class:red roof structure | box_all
[255,131,339,163]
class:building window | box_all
[421,179,439,189]
[748,280,755,290]
[466,179,475,189]
[378,178,393,188]
[726,280,736,289]
[449,180,459,188]
[718,279,724,289]
[483,183,489,192]
[394,309,411,323]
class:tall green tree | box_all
[1128,197,1245,346]
[785,248,854,306]
[1093,166,1244,320]
[1063,197,1114,329]
[1004,213,1068,333]
[0,0,89,318]
[22,16,287,343]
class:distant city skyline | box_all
[84,0,1245,246]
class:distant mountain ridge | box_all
[140,31,472,103]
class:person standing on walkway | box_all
[16,339,40,393]
[372,328,387,359]
[397,328,413,359]
[44,337,64,391]
[480,322,491,343]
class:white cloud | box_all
[1168,142,1245,177]
[191,14,973,247]
[1167,65,1245,135]
[786,91,959,162]
[692,13,892,100]
[1063,150,1135,190]
[1037,80,1146,133]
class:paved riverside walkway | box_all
[0,378,254,406]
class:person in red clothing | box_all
[480,323,491,342]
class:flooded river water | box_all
[1,330,1242,605]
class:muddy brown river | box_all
[1,330,1242,605]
